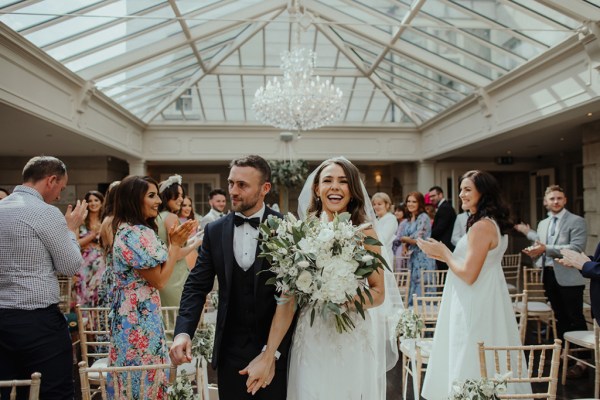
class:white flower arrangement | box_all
[192,324,215,362]
[447,372,511,400]
[168,373,197,400]
[259,211,388,333]
[396,309,424,339]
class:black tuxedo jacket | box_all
[431,200,457,250]
[581,242,600,327]
[174,206,292,369]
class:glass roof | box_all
[0,0,589,127]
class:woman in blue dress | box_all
[396,191,435,305]
[107,175,195,399]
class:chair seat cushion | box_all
[88,358,108,380]
[563,330,595,348]
[526,301,552,313]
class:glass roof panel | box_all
[24,1,166,48]
[0,0,102,31]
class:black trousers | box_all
[543,267,587,341]
[217,354,287,400]
[0,304,73,400]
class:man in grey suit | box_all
[522,185,588,344]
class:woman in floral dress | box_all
[396,191,435,305]
[108,176,195,399]
[73,190,105,309]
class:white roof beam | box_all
[368,0,425,75]
[168,0,206,72]
[143,9,285,123]
[211,65,361,77]
[536,0,600,23]
[305,1,490,88]
[79,0,287,81]
[314,20,422,125]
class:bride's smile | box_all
[316,164,351,216]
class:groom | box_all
[170,155,295,400]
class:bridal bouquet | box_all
[447,372,511,400]
[259,212,388,333]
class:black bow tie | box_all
[234,215,260,229]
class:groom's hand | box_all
[169,333,193,365]
[239,352,276,395]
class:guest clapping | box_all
[108,176,195,399]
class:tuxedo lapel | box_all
[222,213,235,293]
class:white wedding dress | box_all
[421,219,532,399]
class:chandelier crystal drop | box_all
[253,47,346,131]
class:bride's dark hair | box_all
[307,157,367,225]
[461,170,513,234]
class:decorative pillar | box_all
[582,124,600,253]
[127,158,147,176]
[417,160,435,194]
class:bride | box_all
[287,157,403,400]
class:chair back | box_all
[394,255,409,272]
[420,269,447,295]
[76,305,111,365]
[412,294,443,336]
[160,306,179,345]
[523,268,547,303]
[502,254,521,293]
[510,290,528,345]
[78,361,176,400]
[394,270,411,308]
[0,373,41,400]
[57,275,72,313]
[478,339,562,399]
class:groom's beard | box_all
[230,194,262,214]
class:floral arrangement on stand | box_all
[259,211,388,333]
[192,324,215,362]
[447,372,511,400]
[396,309,424,339]
[168,325,215,400]
[268,159,309,189]
[168,374,196,400]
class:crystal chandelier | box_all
[253,10,345,131]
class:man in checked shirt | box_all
[0,156,87,400]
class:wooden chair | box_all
[76,305,111,376]
[160,305,179,346]
[78,362,176,400]
[57,275,72,313]
[510,290,529,345]
[393,270,411,307]
[502,253,522,294]
[399,295,443,399]
[478,339,562,399]
[561,320,599,397]
[394,254,409,272]
[523,268,557,343]
[0,372,41,400]
[420,269,447,296]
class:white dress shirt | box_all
[233,204,265,271]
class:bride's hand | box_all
[416,238,449,262]
[239,351,276,395]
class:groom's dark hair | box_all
[230,155,271,184]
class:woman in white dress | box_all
[372,192,399,260]
[417,170,532,399]
[287,157,402,400]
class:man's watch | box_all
[261,345,281,360]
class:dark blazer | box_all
[431,199,457,250]
[174,207,292,369]
[580,242,600,327]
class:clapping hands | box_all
[555,248,591,271]
[169,219,198,247]
[65,199,88,234]
[417,237,450,262]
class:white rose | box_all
[297,260,310,269]
[317,228,335,242]
[361,254,374,263]
[296,270,313,293]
